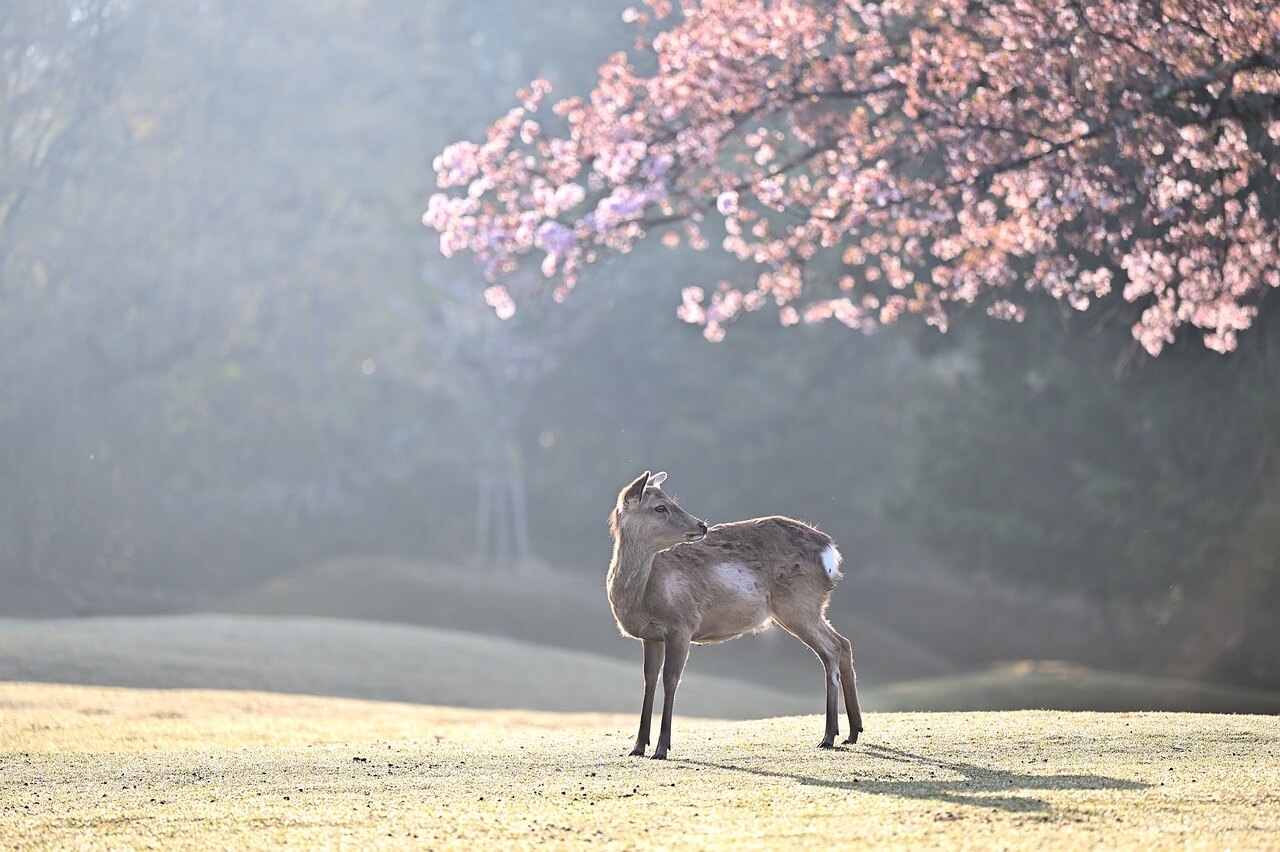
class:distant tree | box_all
[1,1,126,257]
[891,291,1280,682]
[424,0,1280,355]
[0,0,643,603]
[400,268,616,571]
[0,1,150,582]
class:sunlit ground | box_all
[3,682,1278,849]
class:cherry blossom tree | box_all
[424,0,1280,354]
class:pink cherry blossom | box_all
[426,0,1280,355]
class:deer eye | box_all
[654,505,668,514]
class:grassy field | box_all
[3,681,1278,850]
[873,660,1280,714]
[0,615,813,718]
[5,615,1280,717]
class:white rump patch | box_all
[821,544,843,579]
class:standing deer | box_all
[607,471,863,759]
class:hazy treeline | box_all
[2,1,1277,687]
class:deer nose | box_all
[698,521,708,534]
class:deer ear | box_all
[648,471,667,488]
[619,471,650,510]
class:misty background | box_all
[3,0,1279,712]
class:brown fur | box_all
[636,517,836,644]
[605,471,863,759]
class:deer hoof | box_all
[650,751,668,761]
[818,740,835,749]
[629,746,646,757]
[843,729,862,745]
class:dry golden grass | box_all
[3,681,1279,850]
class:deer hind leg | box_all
[834,630,863,743]
[771,600,844,748]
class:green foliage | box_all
[518,244,916,568]
[893,295,1280,677]
[0,0,636,598]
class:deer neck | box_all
[607,533,659,632]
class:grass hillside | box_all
[3,682,1278,849]
[873,660,1280,714]
[216,556,956,690]
[5,614,1280,717]
[0,615,812,718]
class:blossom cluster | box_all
[426,0,1280,354]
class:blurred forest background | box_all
[3,0,1278,699]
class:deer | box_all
[606,470,863,759]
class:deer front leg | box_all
[630,639,664,756]
[651,634,691,760]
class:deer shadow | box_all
[683,744,1148,814]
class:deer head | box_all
[611,471,707,551]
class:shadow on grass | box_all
[684,744,1148,813]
